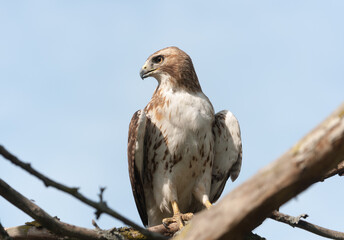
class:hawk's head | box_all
[140,47,202,92]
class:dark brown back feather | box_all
[127,110,148,226]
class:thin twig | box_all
[0,178,102,240]
[270,211,344,240]
[0,222,13,240]
[0,145,167,240]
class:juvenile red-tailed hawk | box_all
[128,47,242,228]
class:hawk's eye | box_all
[153,55,164,64]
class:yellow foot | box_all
[162,212,194,230]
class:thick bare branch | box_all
[176,103,344,240]
[5,224,166,240]
[270,211,344,240]
[5,223,265,240]
[4,221,176,240]
[0,146,166,240]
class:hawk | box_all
[128,47,242,228]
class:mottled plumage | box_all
[128,47,242,227]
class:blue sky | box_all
[1,1,343,239]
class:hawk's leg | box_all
[204,199,212,209]
[162,201,193,230]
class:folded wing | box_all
[127,110,148,226]
[210,110,242,203]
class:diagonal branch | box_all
[0,175,173,240]
[0,178,103,240]
[1,178,168,240]
[0,146,166,240]
[176,102,344,240]
[270,211,344,240]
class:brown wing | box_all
[128,110,148,226]
[210,110,242,203]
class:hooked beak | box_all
[139,68,149,79]
[140,62,157,80]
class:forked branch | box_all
[0,145,166,240]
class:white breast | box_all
[150,90,213,150]
[146,89,215,217]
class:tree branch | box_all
[176,102,344,240]
[5,224,67,240]
[1,177,167,239]
[5,223,266,240]
[270,211,344,240]
[0,178,109,240]
[0,145,166,240]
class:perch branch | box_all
[4,224,176,240]
[0,145,166,240]
[176,102,344,240]
[270,211,344,240]
[4,221,177,240]
[5,224,265,240]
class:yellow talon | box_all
[162,201,193,230]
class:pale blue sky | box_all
[1,1,343,239]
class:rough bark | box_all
[4,225,148,240]
[5,225,265,240]
[175,103,344,240]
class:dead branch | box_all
[0,146,166,240]
[5,224,265,240]
[270,211,344,240]
[1,177,166,240]
[5,224,153,240]
[0,177,173,240]
[5,223,174,240]
[0,178,108,240]
[175,103,344,240]
[4,224,176,240]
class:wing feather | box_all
[210,110,242,203]
[127,110,148,226]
